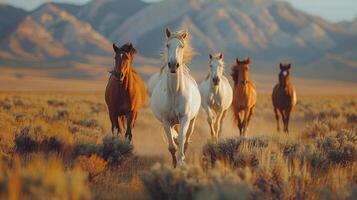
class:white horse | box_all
[150,28,201,167]
[199,53,233,141]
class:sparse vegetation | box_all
[0,92,356,199]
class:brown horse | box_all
[105,43,147,141]
[272,63,297,133]
[231,57,257,136]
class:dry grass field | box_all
[0,91,357,199]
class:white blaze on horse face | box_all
[282,70,288,77]
[167,37,184,69]
[210,57,223,83]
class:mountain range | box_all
[0,0,356,81]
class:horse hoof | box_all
[177,160,186,167]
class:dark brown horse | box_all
[272,63,297,133]
[105,43,147,141]
[231,57,257,136]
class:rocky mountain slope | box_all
[0,0,356,81]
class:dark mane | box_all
[230,64,239,85]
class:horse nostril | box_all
[176,63,180,68]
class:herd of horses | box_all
[105,28,297,167]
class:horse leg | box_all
[285,108,292,134]
[110,112,119,135]
[274,108,280,132]
[205,107,216,141]
[177,116,191,166]
[279,109,286,133]
[242,108,250,137]
[215,109,225,140]
[237,112,243,136]
[184,117,196,154]
[246,106,255,131]
[218,110,227,138]
[164,122,177,168]
[125,112,134,142]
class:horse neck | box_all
[279,75,291,88]
[122,68,134,91]
[166,66,185,95]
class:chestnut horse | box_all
[272,63,297,133]
[231,57,257,136]
[105,43,147,141]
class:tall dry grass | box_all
[0,92,356,199]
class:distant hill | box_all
[0,4,27,38]
[115,0,347,60]
[0,0,356,82]
[77,0,149,38]
[0,3,111,62]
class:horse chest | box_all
[208,93,223,109]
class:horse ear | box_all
[246,57,251,64]
[280,63,284,70]
[218,52,223,60]
[287,64,291,69]
[236,58,240,64]
[113,43,119,53]
[181,31,188,39]
[128,43,137,54]
[166,28,171,38]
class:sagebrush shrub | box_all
[141,164,250,200]
[203,137,268,168]
[77,154,107,181]
[0,156,90,200]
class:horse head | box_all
[232,57,251,85]
[209,52,224,86]
[279,63,292,85]
[112,43,136,82]
[165,28,188,74]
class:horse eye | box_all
[166,44,169,48]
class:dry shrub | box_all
[102,136,133,166]
[301,120,330,139]
[316,128,357,166]
[0,156,90,200]
[14,125,65,153]
[202,137,268,168]
[74,142,102,156]
[74,136,133,167]
[77,154,107,181]
[76,119,99,128]
[47,99,66,107]
[140,164,250,200]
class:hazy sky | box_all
[1,0,356,22]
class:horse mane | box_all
[160,30,197,74]
[230,63,239,85]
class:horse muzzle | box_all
[212,77,220,86]
[168,61,180,73]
